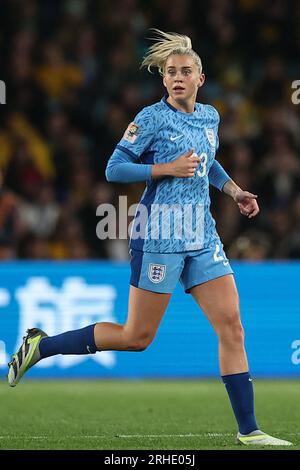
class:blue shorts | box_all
[130,241,233,294]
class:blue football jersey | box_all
[117,96,221,253]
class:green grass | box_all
[0,379,299,450]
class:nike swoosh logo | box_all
[170,135,183,141]
[223,261,229,266]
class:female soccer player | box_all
[8,30,291,446]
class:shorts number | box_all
[213,243,224,262]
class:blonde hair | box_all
[141,29,202,76]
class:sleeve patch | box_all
[123,122,140,143]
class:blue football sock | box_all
[39,324,98,358]
[222,371,258,434]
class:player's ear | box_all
[163,75,167,88]
[198,73,205,88]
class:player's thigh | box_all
[190,274,241,331]
[180,241,233,294]
[124,285,171,338]
[130,249,184,294]
[127,249,183,337]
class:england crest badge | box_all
[148,263,166,283]
[205,128,216,147]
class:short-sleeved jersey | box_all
[117,96,221,253]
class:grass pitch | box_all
[0,379,299,450]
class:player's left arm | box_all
[207,107,259,218]
[208,160,259,219]
[222,179,260,219]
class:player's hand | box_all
[169,149,200,177]
[234,190,260,218]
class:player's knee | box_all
[218,308,244,345]
[231,321,245,345]
[126,332,154,352]
[127,340,151,352]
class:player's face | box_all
[163,55,205,105]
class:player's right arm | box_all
[105,107,200,183]
[105,107,154,183]
[152,149,200,178]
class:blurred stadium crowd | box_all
[0,0,300,260]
